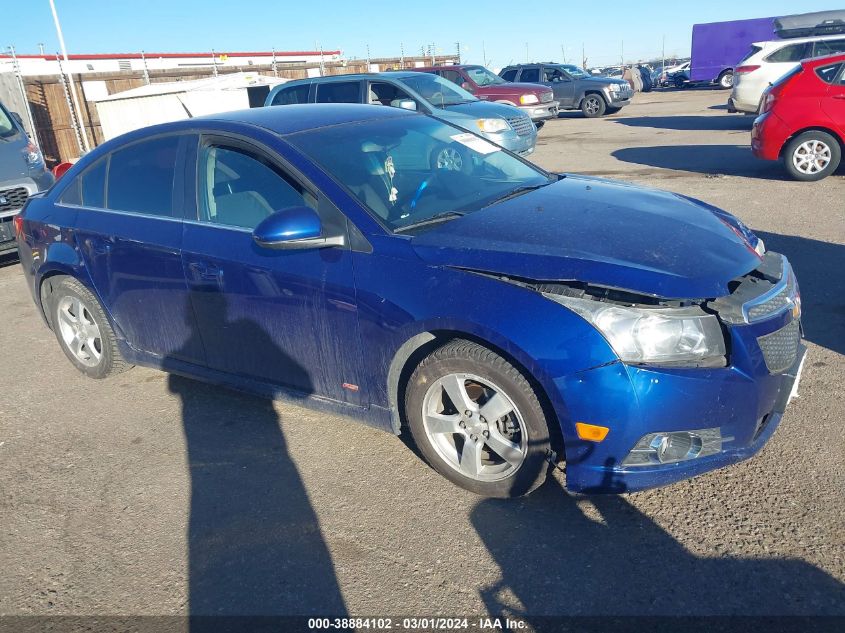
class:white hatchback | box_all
[730,35,845,113]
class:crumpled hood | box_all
[410,175,762,299]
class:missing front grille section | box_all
[708,252,788,324]
[758,320,801,374]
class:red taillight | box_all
[735,65,761,74]
[13,215,24,238]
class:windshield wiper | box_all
[394,211,465,233]
[482,180,555,208]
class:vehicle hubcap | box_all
[421,373,527,481]
[57,296,102,367]
[436,148,463,171]
[585,98,600,114]
[793,140,831,174]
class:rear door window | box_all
[766,43,812,63]
[520,67,540,83]
[813,38,845,56]
[59,157,107,208]
[739,46,763,63]
[106,136,179,217]
[815,63,843,84]
[439,69,464,86]
[315,81,362,103]
[271,83,311,105]
[500,69,517,81]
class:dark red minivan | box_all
[413,64,559,126]
[752,53,845,181]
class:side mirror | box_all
[10,112,23,126]
[252,206,345,250]
[391,99,417,111]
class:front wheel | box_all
[405,340,552,498]
[49,276,132,379]
[718,71,734,89]
[581,94,606,118]
[783,131,841,182]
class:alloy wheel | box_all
[792,140,832,175]
[436,147,463,171]
[56,296,103,367]
[421,373,528,482]
[584,97,601,115]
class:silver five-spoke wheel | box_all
[792,140,832,176]
[435,147,464,172]
[421,372,527,482]
[56,296,103,367]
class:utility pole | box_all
[621,40,624,68]
[319,43,325,76]
[271,48,278,77]
[582,42,587,70]
[430,43,435,66]
[48,0,89,152]
[662,34,666,73]
[561,43,565,64]
[211,49,218,77]
[140,50,150,84]
[482,41,487,67]
[366,43,370,68]
[400,42,404,68]
[525,42,529,63]
[455,41,461,64]
[38,43,45,55]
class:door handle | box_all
[833,94,845,100]
[188,261,223,282]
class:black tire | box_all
[581,93,606,118]
[717,70,734,89]
[782,131,842,182]
[405,340,551,498]
[673,76,686,89]
[534,120,545,131]
[48,276,132,379]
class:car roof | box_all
[279,71,420,84]
[755,33,845,47]
[195,103,417,135]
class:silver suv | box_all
[0,100,53,254]
[500,63,633,117]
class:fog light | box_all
[622,428,722,467]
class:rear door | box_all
[68,133,205,364]
[822,63,845,136]
[314,80,364,104]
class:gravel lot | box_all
[0,89,843,624]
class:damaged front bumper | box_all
[555,252,805,493]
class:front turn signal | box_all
[575,422,610,442]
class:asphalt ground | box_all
[0,88,843,629]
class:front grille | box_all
[540,91,554,103]
[507,115,534,137]
[757,319,801,374]
[746,272,796,321]
[0,187,28,213]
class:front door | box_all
[70,134,205,365]
[543,66,576,107]
[181,135,365,405]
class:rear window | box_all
[766,43,812,63]
[815,63,843,84]
[315,81,361,104]
[107,136,179,217]
[271,83,310,106]
[520,68,540,82]
[813,38,845,57]
[59,157,107,208]
[739,45,763,63]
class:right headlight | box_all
[609,83,621,92]
[476,118,511,133]
[519,94,539,105]
[544,294,726,365]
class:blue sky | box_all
[9,1,841,69]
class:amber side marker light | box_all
[575,422,610,442]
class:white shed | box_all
[93,73,287,140]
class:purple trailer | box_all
[690,17,776,88]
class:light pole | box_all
[48,0,89,152]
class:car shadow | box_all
[611,145,784,179]
[756,231,845,356]
[613,115,754,131]
[164,294,347,629]
[471,479,845,621]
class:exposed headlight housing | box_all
[475,118,511,133]
[609,83,622,92]
[519,94,539,105]
[544,294,726,365]
[23,141,44,167]
[754,238,766,256]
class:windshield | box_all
[464,66,506,86]
[287,115,552,233]
[556,65,590,79]
[396,73,477,107]
[0,103,20,139]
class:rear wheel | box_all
[405,340,551,498]
[673,75,686,89]
[783,131,841,182]
[718,70,734,89]
[49,276,132,378]
[581,94,606,118]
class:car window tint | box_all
[368,81,413,106]
[315,81,360,103]
[814,39,845,56]
[81,157,107,208]
[816,63,842,84]
[544,68,566,82]
[107,136,178,216]
[500,69,517,81]
[199,145,315,230]
[272,84,310,105]
[520,68,540,82]
[766,43,810,63]
[439,70,463,85]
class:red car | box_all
[412,65,559,127]
[752,53,845,181]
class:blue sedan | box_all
[16,104,805,497]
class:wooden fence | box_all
[22,55,454,165]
